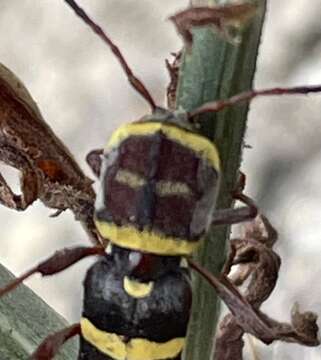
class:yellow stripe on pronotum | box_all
[107,122,220,171]
[156,180,191,197]
[114,169,192,197]
[95,220,200,256]
[115,168,147,188]
[81,318,185,360]
[123,276,154,298]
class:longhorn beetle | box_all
[0,1,321,359]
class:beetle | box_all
[0,1,320,359]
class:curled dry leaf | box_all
[291,303,319,344]
[0,63,99,244]
[214,314,244,360]
[170,3,257,48]
[165,52,182,110]
[213,215,319,360]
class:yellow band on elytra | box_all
[107,122,220,171]
[95,220,200,256]
[123,276,154,298]
[81,318,185,360]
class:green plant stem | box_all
[0,264,78,359]
[176,1,267,359]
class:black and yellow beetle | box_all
[1,1,321,359]
[81,109,222,359]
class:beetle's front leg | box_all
[86,148,103,178]
[0,143,39,210]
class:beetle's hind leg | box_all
[31,323,80,360]
[0,143,39,210]
[188,215,319,348]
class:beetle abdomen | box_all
[79,256,191,360]
[95,122,220,255]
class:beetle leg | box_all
[0,144,38,210]
[212,172,258,226]
[189,258,319,346]
[0,246,105,297]
[86,148,103,177]
[31,323,80,360]
[211,192,258,226]
[187,258,275,344]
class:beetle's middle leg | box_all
[0,245,105,297]
[211,172,258,226]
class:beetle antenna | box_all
[64,0,157,111]
[188,85,321,121]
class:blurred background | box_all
[0,0,320,359]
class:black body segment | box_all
[95,121,220,255]
[79,246,191,359]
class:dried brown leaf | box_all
[213,215,319,360]
[170,4,257,48]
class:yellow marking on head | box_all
[123,276,154,298]
[108,122,220,171]
[95,220,199,256]
[115,168,146,188]
[156,180,191,197]
[81,318,185,360]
